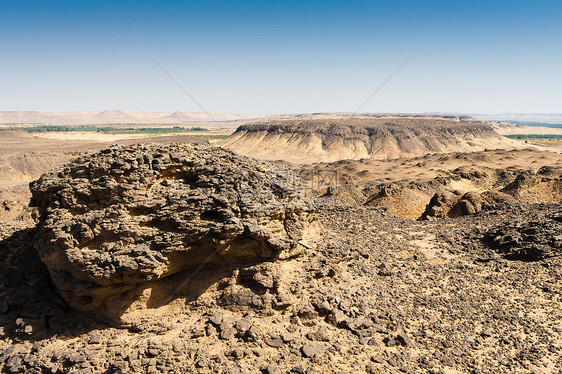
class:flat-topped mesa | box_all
[30,143,317,322]
[221,115,520,163]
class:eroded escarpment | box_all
[221,115,521,163]
[29,144,318,322]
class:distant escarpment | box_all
[221,114,520,163]
[30,144,317,322]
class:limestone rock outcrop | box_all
[30,144,317,321]
[500,171,562,204]
[420,190,516,220]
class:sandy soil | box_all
[24,130,235,142]
[297,148,562,189]
[292,148,562,219]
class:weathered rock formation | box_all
[420,168,562,220]
[486,208,562,260]
[30,144,317,322]
[500,169,562,203]
[221,115,521,163]
[420,190,516,220]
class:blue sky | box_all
[1,0,561,114]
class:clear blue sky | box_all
[1,0,561,114]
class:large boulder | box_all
[419,190,462,220]
[30,144,317,322]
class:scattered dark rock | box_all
[480,329,493,338]
[209,312,224,326]
[395,333,412,347]
[383,336,397,347]
[485,209,562,260]
[265,336,284,348]
[306,326,330,342]
[377,263,393,276]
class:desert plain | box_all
[0,112,561,373]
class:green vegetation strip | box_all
[505,134,562,140]
[201,134,229,139]
[23,125,209,134]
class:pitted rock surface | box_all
[485,208,562,260]
[29,144,316,321]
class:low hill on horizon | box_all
[0,110,264,126]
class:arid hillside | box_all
[221,114,522,163]
[296,148,562,219]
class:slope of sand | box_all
[221,114,524,163]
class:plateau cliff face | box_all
[221,116,520,163]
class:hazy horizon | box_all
[2,110,562,116]
[2,0,561,114]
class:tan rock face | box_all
[30,144,317,322]
[221,116,521,163]
[420,190,516,220]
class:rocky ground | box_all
[296,148,562,219]
[0,199,561,373]
[0,130,561,373]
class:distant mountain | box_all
[0,111,267,126]
[0,111,57,123]
[93,110,130,119]
[472,113,562,124]
[163,111,199,120]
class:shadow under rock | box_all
[0,226,112,342]
[133,260,274,318]
[0,226,283,342]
